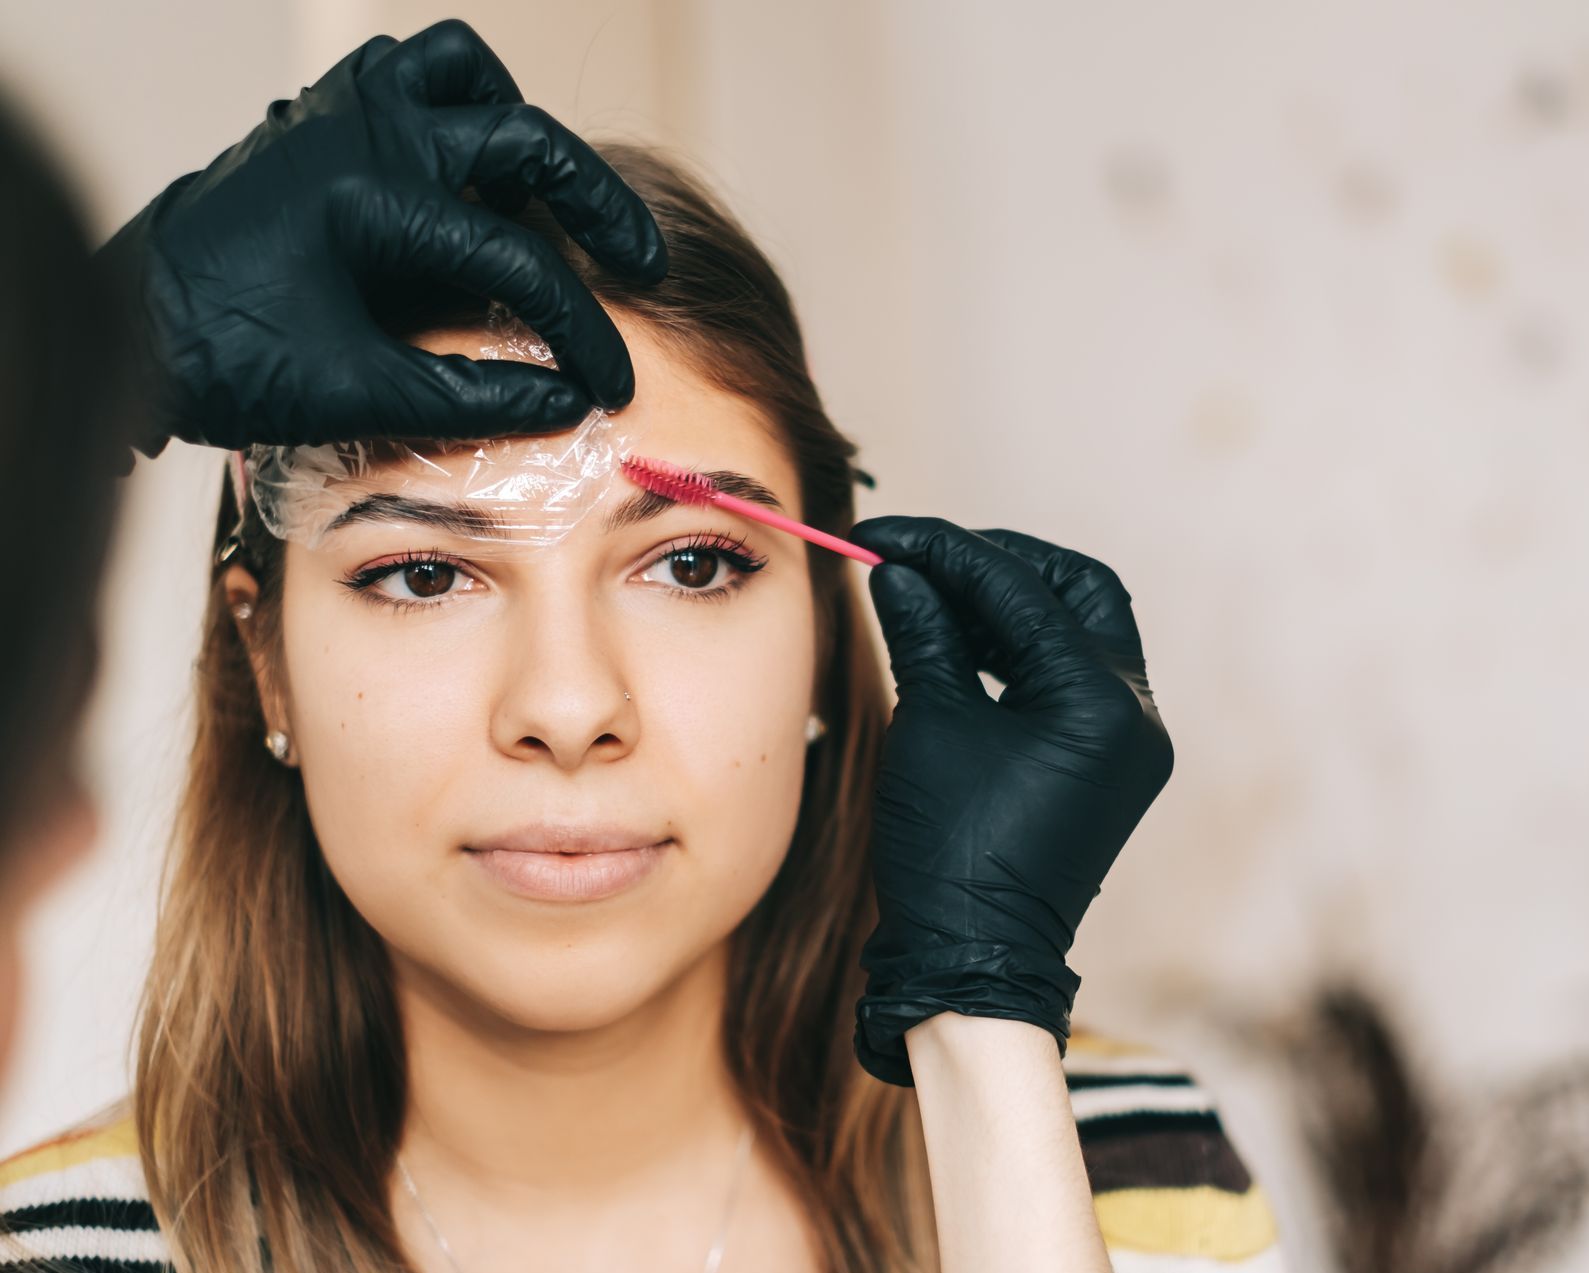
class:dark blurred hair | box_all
[0,90,134,850]
[1270,983,1589,1273]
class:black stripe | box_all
[3,1197,160,1232]
[1079,1121,1256,1193]
[0,1258,165,1272]
[1066,1072,1196,1091]
[1075,1109,1227,1143]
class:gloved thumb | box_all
[867,564,982,704]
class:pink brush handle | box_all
[710,490,883,566]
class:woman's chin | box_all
[436,950,678,1036]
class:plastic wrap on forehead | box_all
[242,301,637,549]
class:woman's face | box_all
[236,314,817,1031]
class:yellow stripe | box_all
[1067,1028,1161,1059]
[6,1113,1281,1264]
[1094,1184,1279,1260]
[0,1117,139,1188]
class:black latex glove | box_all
[847,516,1176,1087]
[100,18,667,458]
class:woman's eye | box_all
[390,562,460,597]
[639,548,731,592]
[342,556,480,606]
[377,562,473,601]
[636,539,765,597]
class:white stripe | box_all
[1107,1243,1290,1272]
[0,1223,168,1264]
[0,1153,149,1212]
[1065,1049,1192,1078]
[1070,1083,1216,1122]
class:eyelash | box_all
[339,550,467,614]
[639,531,769,604]
[338,533,769,613]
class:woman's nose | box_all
[487,594,638,770]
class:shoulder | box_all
[0,1113,169,1270]
[1065,1028,1288,1271]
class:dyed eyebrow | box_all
[321,471,786,539]
[602,469,785,533]
[325,493,515,539]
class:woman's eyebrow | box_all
[320,472,785,539]
[325,493,514,538]
[601,469,785,532]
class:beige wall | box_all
[4,5,1587,1268]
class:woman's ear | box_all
[222,564,294,763]
[222,563,258,615]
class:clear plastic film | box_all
[238,302,638,551]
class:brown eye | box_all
[402,562,457,598]
[668,549,721,590]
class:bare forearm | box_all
[905,1013,1112,1273]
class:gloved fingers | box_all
[969,527,1145,656]
[317,33,399,86]
[435,104,668,285]
[361,22,528,214]
[363,18,524,107]
[866,564,985,705]
[969,528,1163,730]
[303,342,592,444]
[850,515,1096,696]
[326,178,635,409]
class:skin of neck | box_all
[393,936,750,1212]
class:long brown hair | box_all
[134,144,938,1272]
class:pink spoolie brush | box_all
[620,454,883,567]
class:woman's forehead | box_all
[268,319,803,551]
[401,316,800,504]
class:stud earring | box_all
[264,729,291,763]
[232,602,254,622]
[804,713,827,744]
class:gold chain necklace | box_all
[397,1124,756,1273]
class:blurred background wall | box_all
[2,3,1586,1269]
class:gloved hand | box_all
[846,517,1176,1086]
[99,18,667,458]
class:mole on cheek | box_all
[760,754,767,764]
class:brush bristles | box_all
[620,454,719,506]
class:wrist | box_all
[905,1012,1062,1075]
[853,939,1080,1086]
[904,1012,1109,1272]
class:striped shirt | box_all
[0,1031,1286,1270]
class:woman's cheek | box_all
[281,594,487,857]
[634,594,814,869]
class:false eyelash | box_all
[643,531,769,603]
[339,549,466,597]
[656,530,768,574]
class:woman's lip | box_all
[465,841,671,902]
[469,824,670,855]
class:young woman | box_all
[0,145,1286,1272]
